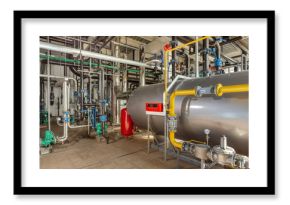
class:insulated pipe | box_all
[113,44,121,124]
[80,54,84,119]
[68,122,89,129]
[100,67,106,138]
[59,80,68,142]
[195,36,199,78]
[40,42,154,69]
[139,46,146,86]
[122,54,128,92]
[203,38,210,75]
[171,36,176,80]
[47,39,51,130]
[215,41,222,70]
[40,74,77,91]
[59,80,88,132]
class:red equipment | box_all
[120,108,134,137]
[163,43,172,51]
[145,102,163,112]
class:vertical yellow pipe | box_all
[169,132,182,149]
[168,89,196,149]
[167,84,248,150]
[163,36,211,150]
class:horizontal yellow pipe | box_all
[170,36,211,52]
[169,89,196,116]
[216,84,249,97]
[169,131,182,149]
[168,83,248,150]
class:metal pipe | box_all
[101,68,105,137]
[171,36,177,80]
[97,36,115,52]
[203,38,210,75]
[67,83,70,110]
[145,59,161,65]
[80,54,84,119]
[168,88,197,149]
[89,52,92,103]
[122,54,128,93]
[40,42,154,69]
[39,74,77,91]
[57,80,68,142]
[163,74,190,160]
[215,41,222,71]
[47,37,51,130]
[195,36,199,78]
[68,122,89,129]
[215,83,248,96]
[113,44,121,124]
[169,89,196,117]
[139,46,146,86]
[167,75,191,93]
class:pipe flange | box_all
[215,83,223,97]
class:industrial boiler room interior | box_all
[39,36,249,169]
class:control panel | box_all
[145,102,163,112]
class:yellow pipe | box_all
[168,89,197,150]
[169,131,182,149]
[164,36,211,106]
[216,84,249,97]
[164,36,211,151]
[170,36,211,52]
[189,139,206,144]
[169,89,196,116]
[168,83,249,150]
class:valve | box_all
[195,86,215,97]
[168,116,177,132]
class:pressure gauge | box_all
[204,129,211,135]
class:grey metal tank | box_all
[127,71,248,156]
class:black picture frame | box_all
[14,10,275,195]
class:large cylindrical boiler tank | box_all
[127,71,248,155]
